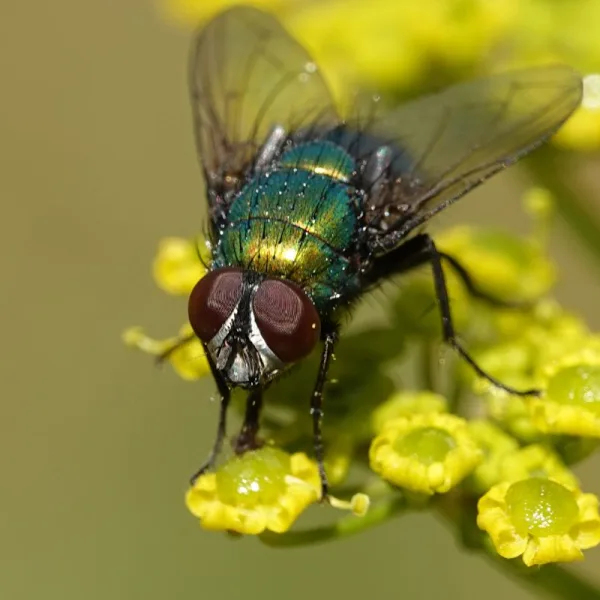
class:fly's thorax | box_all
[188,267,321,388]
[213,140,363,310]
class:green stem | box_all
[258,495,406,548]
[527,149,600,269]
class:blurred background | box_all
[2,1,600,599]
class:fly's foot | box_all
[189,458,214,485]
[233,427,264,455]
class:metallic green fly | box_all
[168,6,582,500]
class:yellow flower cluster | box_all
[124,226,600,564]
[122,188,600,574]
[437,211,600,566]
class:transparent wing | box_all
[350,66,583,243]
[190,6,339,209]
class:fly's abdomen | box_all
[215,144,360,306]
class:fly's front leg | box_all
[311,327,337,502]
[190,343,231,484]
[234,388,264,454]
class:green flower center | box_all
[393,427,457,465]
[547,365,600,414]
[216,448,291,508]
[505,478,579,537]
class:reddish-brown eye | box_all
[253,279,320,363]
[188,267,244,343]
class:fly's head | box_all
[188,267,321,388]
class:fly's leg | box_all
[234,388,264,454]
[311,328,337,502]
[367,233,540,397]
[189,391,230,483]
[424,237,540,396]
[158,334,232,482]
[190,345,231,484]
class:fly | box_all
[168,6,582,500]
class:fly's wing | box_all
[190,6,339,226]
[350,66,582,247]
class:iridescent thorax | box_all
[213,140,362,309]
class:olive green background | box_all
[2,2,600,599]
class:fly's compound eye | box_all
[188,268,244,343]
[252,279,321,363]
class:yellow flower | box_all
[186,447,321,534]
[153,237,207,296]
[369,413,482,495]
[371,390,448,434]
[186,447,370,534]
[123,323,210,380]
[477,477,600,566]
[529,342,600,437]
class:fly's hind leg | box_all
[367,233,540,397]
